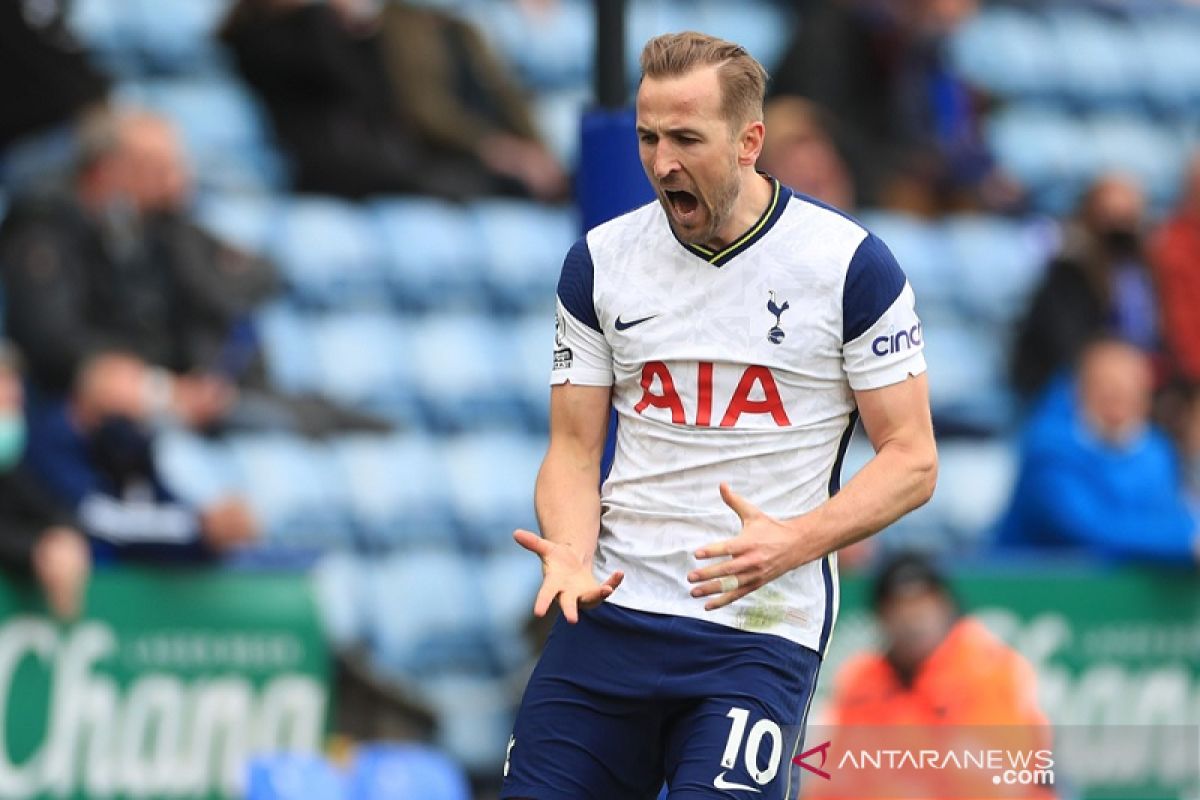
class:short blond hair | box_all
[639,31,769,127]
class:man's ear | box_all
[736,119,765,167]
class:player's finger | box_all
[705,581,758,612]
[687,555,749,584]
[578,571,624,609]
[689,567,755,598]
[513,529,551,557]
[693,536,749,561]
[532,579,560,618]
[600,570,624,591]
[560,590,581,624]
[719,482,759,523]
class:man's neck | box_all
[704,171,774,251]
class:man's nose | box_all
[653,144,679,180]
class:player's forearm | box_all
[533,448,604,566]
[788,438,937,563]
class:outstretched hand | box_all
[687,483,806,611]
[514,529,624,623]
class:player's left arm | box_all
[688,374,936,609]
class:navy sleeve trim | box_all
[556,237,601,333]
[843,233,907,343]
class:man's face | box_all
[1080,343,1152,446]
[879,585,955,673]
[636,66,744,246]
[110,118,192,215]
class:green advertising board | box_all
[823,567,1200,799]
[0,568,329,800]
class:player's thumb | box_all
[513,529,549,556]
[719,482,757,522]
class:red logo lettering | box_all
[720,366,791,427]
[634,361,686,424]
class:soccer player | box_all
[503,32,937,800]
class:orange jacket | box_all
[805,619,1053,800]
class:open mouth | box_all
[665,189,700,220]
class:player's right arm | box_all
[514,382,623,623]
[513,237,622,623]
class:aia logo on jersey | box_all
[871,323,922,356]
[635,361,791,428]
[766,291,790,345]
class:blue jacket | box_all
[996,379,1197,564]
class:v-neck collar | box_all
[670,175,791,268]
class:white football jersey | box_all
[550,178,926,654]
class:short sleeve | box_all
[550,238,613,386]
[842,233,926,390]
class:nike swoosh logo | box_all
[614,314,659,331]
[713,772,762,793]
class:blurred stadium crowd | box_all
[1,0,1199,796]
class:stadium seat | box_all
[347,744,471,800]
[154,429,240,508]
[950,8,1057,99]
[371,199,484,311]
[693,0,794,72]
[269,199,389,308]
[1132,14,1200,111]
[413,675,518,774]
[408,314,525,431]
[920,319,1015,434]
[442,432,543,551]
[311,551,371,649]
[934,440,1018,549]
[986,109,1091,214]
[471,201,576,312]
[330,433,456,548]
[940,215,1052,325]
[195,193,281,256]
[226,434,354,547]
[1084,115,1187,209]
[464,0,592,91]
[478,551,542,671]
[255,303,321,395]
[135,79,283,192]
[126,0,230,75]
[510,313,554,430]
[1044,10,1142,107]
[531,88,590,169]
[308,313,418,423]
[246,754,346,800]
[366,549,492,676]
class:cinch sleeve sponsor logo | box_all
[871,323,923,357]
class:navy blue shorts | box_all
[501,603,822,800]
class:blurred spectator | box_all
[1151,153,1200,383]
[1012,174,1159,401]
[771,0,1014,213]
[220,0,566,202]
[761,97,856,210]
[811,553,1050,798]
[997,340,1200,566]
[0,110,383,437]
[0,345,90,620]
[0,0,109,159]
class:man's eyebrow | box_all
[636,126,704,138]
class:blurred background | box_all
[0,0,1198,798]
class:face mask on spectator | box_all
[1101,227,1142,259]
[0,414,27,471]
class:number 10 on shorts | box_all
[721,707,784,786]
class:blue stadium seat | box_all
[1133,14,1200,111]
[464,0,592,90]
[66,0,140,76]
[270,200,389,308]
[413,676,518,774]
[195,194,281,256]
[126,0,230,75]
[471,201,576,311]
[255,303,321,395]
[227,435,354,547]
[135,79,283,192]
[511,314,554,430]
[366,550,491,676]
[311,551,371,649]
[246,755,346,800]
[921,320,1015,434]
[940,215,1051,325]
[986,109,1090,214]
[308,313,418,423]
[950,8,1057,99]
[371,199,484,311]
[478,551,542,671]
[693,0,794,72]
[1044,10,1141,106]
[154,429,239,508]
[934,440,1018,549]
[347,744,471,800]
[442,433,542,551]
[1084,115,1187,209]
[531,88,590,169]
[857,212,956,316]
[408,315,525,431]
[330,433,456,548]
